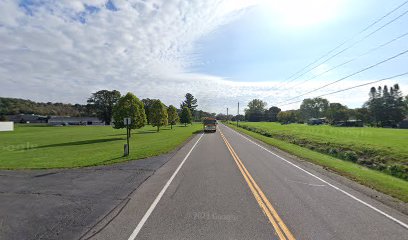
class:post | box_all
[124,117,131,156]
[227,108,229,123]
[237,102,239,127]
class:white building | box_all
[0,122,14,131]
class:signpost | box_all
[124,117,131,156]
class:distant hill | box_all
[0,97,91,117]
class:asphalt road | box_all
[91,124,408,240]
[0,152,176,240]
[2,124,408,240]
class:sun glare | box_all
[263,0,343,27]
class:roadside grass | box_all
[233,122,408,180]
[0,124,202,169]
[227,123,408,203]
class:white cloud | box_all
[0,0,406,113]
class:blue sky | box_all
[0,0,407,113]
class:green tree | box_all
[300,98,329,121]
[327,103,349,124]
[149,100,168,132]
[180,93,198,116]
[245,99,267,122]
[167,105,179,129]
[277,110,300,123]
[264,106,281,122]
[180,107,192,126]
[141,98,157,124]
[365,84,405,127]
[87,90,121,125]
[404,95,408,114]
[112,93,146,134]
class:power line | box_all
[277,48,408,104]
[287,31,408,89]
[282,7,408,88]
[279,72,408,107]
[279,0,408,88]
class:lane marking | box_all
[285,178,326,187]
[128,133,204,240]
[219,129,296,240]
[223,124,408,230]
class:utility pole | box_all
[237,102,239,127]
[227,108,229,123]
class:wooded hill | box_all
[0,97,90,117]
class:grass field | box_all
[0,124,202,169]
[233,122,408,180]
[227,123,408,202]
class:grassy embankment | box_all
[0,124,201,169]
[227,122,408,202]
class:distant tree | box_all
[326,103,349,124]
[112,93,146,135]
[87,90,121,125]
[0,115,6,121]
[141,98,157,124]
[180,93,198,116]
[196,110,216,121]
[231,114,245,122]
[150,100,168,132]
[245,99,267,122]
[277,110,300,123]
[264,106,281,122]
[405,95,408,114]
[180,107,192,126]
[365,84,405,127]
[300,98,329,121]
[349,108,370,125]
[167,105,179,129]
[215,113,228,120]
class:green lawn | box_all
[0,124,202,169]
[227,123,408,202]
[233,122,408,180]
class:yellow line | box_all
[219,129,296,240]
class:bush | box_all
[343,151,358,162]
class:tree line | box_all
[240,83,408,127]
[87,90,211,132]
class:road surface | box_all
[88,124,408,240]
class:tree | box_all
[365,84,405,127]
[245,99,267,122]
[167,105,179,129]
[264,106,281,122]
[326,103,349,124]
[112,93,146,134]
[231,114,245,122]
[299,98,329,121]
[277,110,300,123]
[141,98,157,124]
[215,113,228,120]
[0,115,6,121]
[180,107,192,126]
[180,93,198,116]
[150,100,168,132]
[87,90,121,125]
[405,95,408,114]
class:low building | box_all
[399,118,408,129]
[6,114,48,124]
[307,118,326,125]
[0,122,14,131]
[334,120,363,127]
[48,117,104,126]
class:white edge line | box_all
[128,133,204,240]
[224,124,408,230]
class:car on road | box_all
[203,117,217,133]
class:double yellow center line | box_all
[219,129,295,240]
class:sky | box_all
[0,0,407,113]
